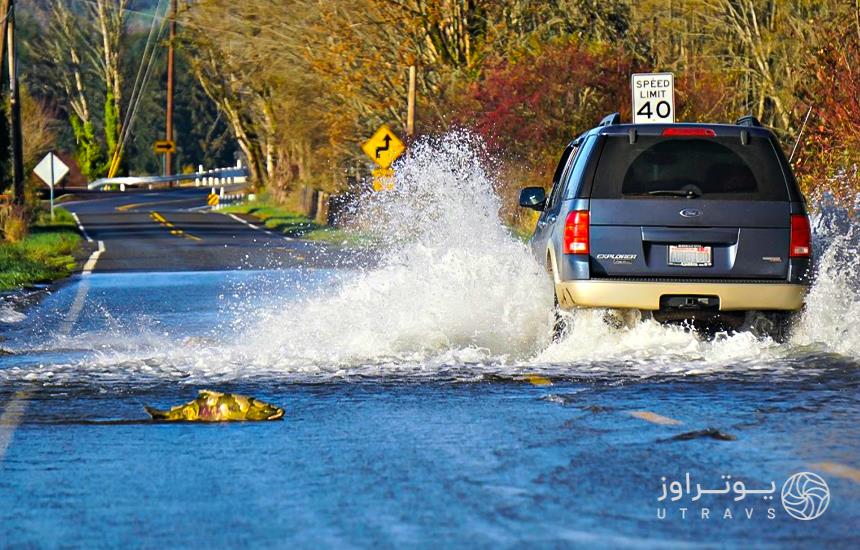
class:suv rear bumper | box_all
[556,280,807,311]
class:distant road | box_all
[62,187,361,273]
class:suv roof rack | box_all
[598,113,621,127]
[735,115,762,127]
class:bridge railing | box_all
[88,161,249,190]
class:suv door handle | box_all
[537,215,556,228]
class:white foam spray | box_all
[234,135,860,377]
[3,136,858,384]
[790,193,860,356]
[241,134,554,368]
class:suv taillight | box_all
[790,214,811,257]
[563,210,589,254]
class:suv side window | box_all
[563,135,597,199]
[547,143,578,210]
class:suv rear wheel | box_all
[740,311,795,343]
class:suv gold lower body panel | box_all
[556,280,806,311]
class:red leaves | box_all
[451,42,633,158]
[794,28,860,196]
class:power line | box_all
[107,0,170,177]
[117,0,165,147]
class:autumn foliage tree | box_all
[794,25,860,198]
[141,0,860,222]
[456,43,632,159]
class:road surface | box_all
[63,186,357,272]
[1,185,858,547]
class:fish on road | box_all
[145,390,284,422]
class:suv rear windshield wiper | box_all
[645,189,702,198]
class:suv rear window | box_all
[591,135,789,200]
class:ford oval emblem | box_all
[680,208,703,218]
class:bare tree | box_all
[26,0,130,177]
[85,0,127,161]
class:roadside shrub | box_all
[448,41,635,230]
[453,41,634,163]
[1,205,30,243]
[794,27,860,200]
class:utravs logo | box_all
[657,472,829,521]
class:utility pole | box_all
[0,0,11,183]
[0,0,10,72]
[855,0,860,43]
[406,65,416,138]
[6,0,24,206]
[165,0,176,183]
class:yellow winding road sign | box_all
[362,125,405,169]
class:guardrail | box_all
[88,162,248,190]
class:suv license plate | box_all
[668,245,712,267]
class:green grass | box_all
[222,196,534,247]
[220,199,375,247]
[508,223,534,243]
[0,207,82,290]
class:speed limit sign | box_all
[631,73,675,124]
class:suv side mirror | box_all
[519,187,546,210]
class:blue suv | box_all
[519,114,812,338]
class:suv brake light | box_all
[563,210,589,254]
[790,214,811,257]
[662,128,716,137]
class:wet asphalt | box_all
[0,187,858,547]
[63,186,359,273]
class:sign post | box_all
[153,140,177,182]
[33,152,70,221]
[631,73,675,124]
[361,125,405,191]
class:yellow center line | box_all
[629,411,683,426]
[524,374,552,386]
[150,211,202,242]
[116,197,200,212]
[812,462,860,484]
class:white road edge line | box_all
[61,240,104,334]
[227,213,289,240]
[59,279,90,336]
[71,212,93,243]
[2,206,81,458]
[81,240,105,276]
[0,391,30,463]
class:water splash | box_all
[232,134,860,376]
[0,305,25,324]
[2,135,859,385]
[791,193,860,355]
[242,134,553,366]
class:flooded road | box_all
[2,140,859,546]
[1,268,859,547]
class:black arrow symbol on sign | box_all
[375,134,392,159]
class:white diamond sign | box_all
[33,152,69,188]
